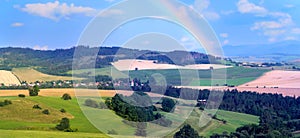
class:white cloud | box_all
[292,28,300,34]
[284,4,294,8]
[33,45,48,51]
[221,10,235,15]
[237,0,267,16]
[98,9,124,17]
[105,0,115,2]
[223,40,229,45]
[220,33,228,38]
[180,36,190,42]
[11,22,24,27]
[192,0,220,21]
[18,1,97,21]
[203,12,220,20]
[237,0,296,42]
[251,21,283,30]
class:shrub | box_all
[18,94,26,98]
[107,129,118,135]
[60,108,66,113]
[42,109,50,115]
[99,102,107,109]
[56,117,70,131]
[0,100,12,107]
[84,99,98,108]
[33,104,42,109]
[61,93,72,100]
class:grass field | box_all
[70,66,269,86]
[0,129,107,138]
[12,68,81,82]
[0,90,259,137]
[0,70,20,86]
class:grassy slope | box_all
[0,95,259,138]
[0,129,107,138]
[12,68,81,82]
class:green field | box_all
[0,95,259,137]
[0,129,107,138]
[70,66,269,86]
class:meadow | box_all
[0,90,259,137]
[71,66,269,86]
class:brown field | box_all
[0,70,20,86]
[12,68,82,83]
[177,86,300,97]
[112,59,232,71]
[240,70,300,88]
[0,88,163,97]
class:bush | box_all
[99,102,107,109]
[33,104,42,109]
[18,94,26,98]
[42,109,50,115]
[0,100,12,107]
[107,129,118,135]
[60,108,66,113]
[56,117,70,131]
[84,99,99,108]
[61,93,71,100]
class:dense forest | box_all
[160,86,300,137]
[0,46,222,75]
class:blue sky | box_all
[1,0,300,51]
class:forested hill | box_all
[0,46,221,75]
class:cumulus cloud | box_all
[33,45,48,51]
[11,22,24,27]
[236,0,297,42]
[192,0,220,21]
[237,0,267,16]
[17,1,97,21]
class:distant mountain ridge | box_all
[223,41,300,56]
[0,46,220,75]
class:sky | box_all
[1,0,300,51]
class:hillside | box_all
[0,46,224,75]
[0,70,20,86]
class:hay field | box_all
[112,59,232,71]
[240,70,300,88]
[12,68,81,83]
[0,70,20,86]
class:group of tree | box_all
[105,92,172,127]
[160,86,300,137]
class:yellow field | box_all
[0,70,20,86]
[0,88,118,97]
[12,68,81,83]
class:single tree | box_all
[61,93,72,100]
[29,85,40,96]
[161,97,176,112]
